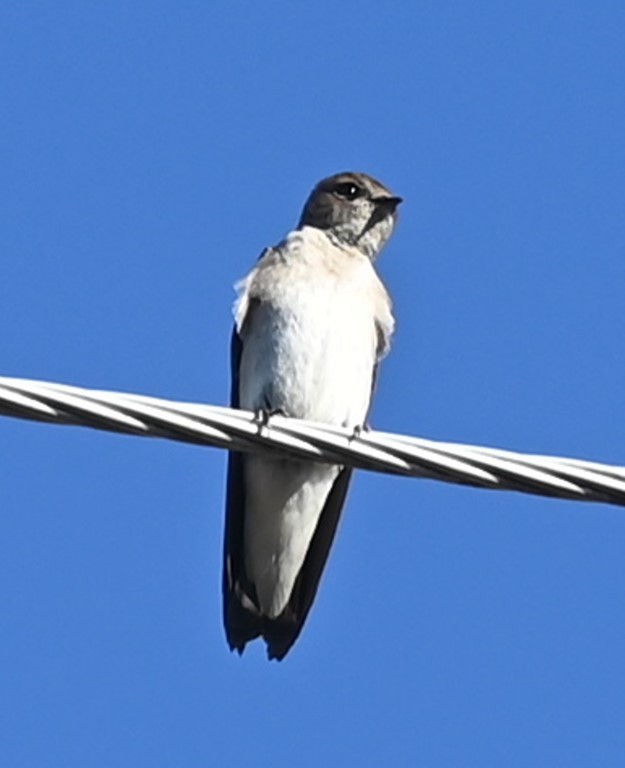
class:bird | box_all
[223,172,401,660]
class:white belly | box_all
[239,284,377,428]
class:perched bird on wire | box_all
[223,172,401,659]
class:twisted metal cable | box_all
[1,375,625,507]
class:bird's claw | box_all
[349,423,369,442]
[253,407,285,433]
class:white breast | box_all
[237,226,389,428]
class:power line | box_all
[1,375,625,506]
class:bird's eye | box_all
[334,182,361,200]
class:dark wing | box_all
[222,323,263,652]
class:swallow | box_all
[223,172,401,659]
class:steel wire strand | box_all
[0,375,623,506]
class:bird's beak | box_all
[358,194,403,244]
[372,195,403,211]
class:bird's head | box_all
[298,172,402,259]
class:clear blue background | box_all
[1,3,625,766]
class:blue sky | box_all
[1,2,625,766]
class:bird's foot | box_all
[349,423,370,442]
[253,407,285,433]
